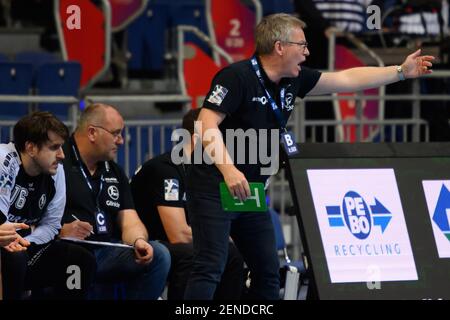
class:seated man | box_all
[59,103,170,300]
[0,112,96,300]
[130,109,244,300]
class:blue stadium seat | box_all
[0,53,9,62]
[34,62,81,119]
[0,62,33,119]
[15,51,58,66]
[127,0,209,75]
[260,0,294,16]
[15,51,59,82]
[127,1,170,74]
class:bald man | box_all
[60,103,170,300]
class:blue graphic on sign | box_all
[326,191,393,239]
[432,184,450,242]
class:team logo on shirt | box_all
[164,179,179,201]
[0,173,13,195]
[252,96,268,105]
[207,84,228,106]
[38,194,46,210]
[283,93,295,111]
[106,185,120,208]
[107,185,119,200]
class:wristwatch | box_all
[396,65,405,81]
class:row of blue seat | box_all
[126,0,294,74]
[0,61,81,119]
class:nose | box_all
[304,46,310,56]
[57,147,65,160]
[116,133,124,145]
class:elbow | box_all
[167,230,192,244]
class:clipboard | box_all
[219,182,267,212]
[60,237,134,249]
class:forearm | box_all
[121,221,148,245]
[338,66,400,92]
[200,116,235,175]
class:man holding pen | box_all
[60,103,170,299]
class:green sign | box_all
[219,182,267,212]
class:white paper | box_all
[60,237,134,249]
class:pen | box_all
[71,214,95,234]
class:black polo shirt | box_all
[186,56,321,193]
[62,136,134,242]
[130,152,187,242]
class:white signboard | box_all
[307,169,418,283]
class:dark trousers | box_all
[1,240,96,300]
[91,240,170,300]
[184,191,280,300]
[163,241,244,300]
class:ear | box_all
[191,133,199,149]
[24,141,37,157]
[274,40,284,56]
[87,126,97,142]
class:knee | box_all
[149,241,171,272]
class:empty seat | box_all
[260,0,294,16]
[15,51,60,83]
[127,0,209,76]
[0,62,33,118]
[34,62,81,119]
[0,53,9,62]
[127,2,169,75]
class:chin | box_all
[46,168,57,175]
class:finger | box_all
[410,49,421,58]
[229,184,238,199]
[76,230,88,239]
[11,223,29,230]
[1,235,18,242]
[421,55,435,61]
[423,61,433,67]
[0,230,16,236]
[18,237,30,247]
[77,222,93,233]
[4,245,14,253]
[243,180,251,199]
[240,184,248,201]
[234,184,246,202]
[9,242,20,251]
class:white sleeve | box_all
[0,146,18,220]
[25,164,66,244]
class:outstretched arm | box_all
[308,49,434,95]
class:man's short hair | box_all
[182,108,201,136]
[255,13,306,55]
[77,103,118,130]
[13,111,69,152]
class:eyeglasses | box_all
[91,125,123,140]
[286,41,308,51]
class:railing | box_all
[2,74,450,261]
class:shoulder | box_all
[214,60,251,83]
[132,153,178,184]
[0,143,20,175]
[0,143,20,194]
[105,160,128,180]
[299,66,322,82]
